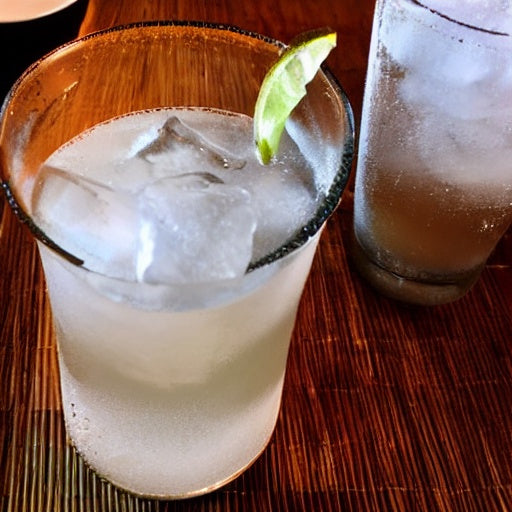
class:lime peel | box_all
[254,29,337,165]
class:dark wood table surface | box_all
[1,1,511,510]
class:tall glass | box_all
[0,23,354,498]
[352,0,512,306]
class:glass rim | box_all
[0,20,355,281]
[409,0,511,37]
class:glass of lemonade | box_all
[0,22,354,498]
[352,0,512,306]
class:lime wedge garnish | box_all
[254,29,337,164]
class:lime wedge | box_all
[254,29,337,164]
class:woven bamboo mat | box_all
[2,0,512,509]
[2,200,512,511]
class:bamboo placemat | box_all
[2,201,512,511]
[2,0,512,510]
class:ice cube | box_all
[137,116,246,171]
[137,174,257,284]
[32,166,139,281]
[32,167,258,285]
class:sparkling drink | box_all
[353,0,512,305]
[34,107,325,497]
[0,24,353,498]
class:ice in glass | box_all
[0,23,353,498]
[352,0,512,305]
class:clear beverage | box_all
[353,0,512,305]
[0,24,354,498]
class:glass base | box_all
[70,434,270,501]
[350,232,482,306]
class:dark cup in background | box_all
[0,0,88,101]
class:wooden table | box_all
[1,1,511,510]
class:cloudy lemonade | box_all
[32,107,327,498]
